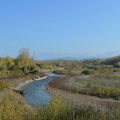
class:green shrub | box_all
[81,70,93,75]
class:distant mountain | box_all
[95,51,120,59]
[38,51,120,61]
[65,51,120,60]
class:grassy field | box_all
[1,55,120,119]
[48,60,120,101]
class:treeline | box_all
[102,56,120,67]
[0,48,38,78]
[81,56,120,68]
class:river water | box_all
[20,74,59,107]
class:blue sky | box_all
[0,0,120,59]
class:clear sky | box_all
[0,0,120,59]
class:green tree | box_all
[114,62,120,68]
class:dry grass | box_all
[1,88,120,120]
[0,90,32,120]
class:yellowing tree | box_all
[16,48,37,74]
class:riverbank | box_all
[15,76,48,90]
[48,76,120,111]
[8,73,48,92]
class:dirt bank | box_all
[8,73,47,90]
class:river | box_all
[20,73,60,107]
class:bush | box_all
[81,70,93,75]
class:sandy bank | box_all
[17,76,48,89]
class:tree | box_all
[114,62,120,68]
[5,56,14,70]
[16,48,37,74]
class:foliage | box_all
[1,92,120,120]
[1,51,120,120]
[15,48,37,74]
[81,69,93,75]
[102,55,120,65]
[114,62,120,68]
[0,48,39,78]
